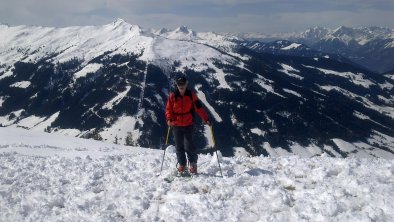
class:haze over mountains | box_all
[0,19,393,158]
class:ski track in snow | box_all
[0,127,393,221]
[137,62,149,112]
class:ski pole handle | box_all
[210,125,215,146]
[165,126,171,145]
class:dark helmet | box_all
[175,74,187,85]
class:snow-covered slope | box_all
[1,127,393,221]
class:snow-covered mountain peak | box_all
[113,18,127,25]
[298,26,330,42]
[175,25,194,34]
[105,18,143,34]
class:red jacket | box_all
[165,89,209,126]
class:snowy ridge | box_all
[0,127,393,221]
[0,19,240,82]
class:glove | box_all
[205,120,212,126]
[167,120,172,126]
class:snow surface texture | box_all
[1,127,393,221]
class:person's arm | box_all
[191,92,211,125]
[165,94,174,125]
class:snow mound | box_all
[0,127,393,221]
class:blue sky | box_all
[0,0,393,33]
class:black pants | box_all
[172,125,197,166]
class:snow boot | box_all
[189,163,197,174]
[177,165,186,174]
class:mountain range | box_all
[235,26,394,73]
[0,19,393,158]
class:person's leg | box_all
[184,125,198,164]
[173,126,187,166]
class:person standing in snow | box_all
[165,74,211,174]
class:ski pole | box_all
[210,125,223,178]
[165,125,171,145]
[158,126,171,176]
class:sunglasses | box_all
[176,80,187,86]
